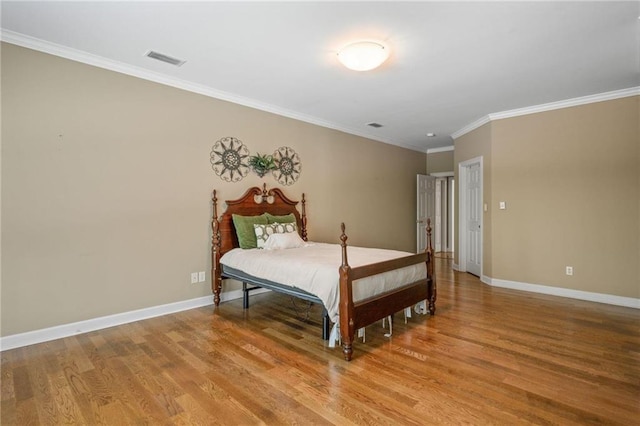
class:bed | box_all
[211,184,436,361]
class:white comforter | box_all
[220,243,426,322]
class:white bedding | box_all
[220,242,426,322]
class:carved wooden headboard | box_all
[211,184,307,257]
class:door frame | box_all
[458,156,483,276]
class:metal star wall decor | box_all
[272,146,301,186]
[210,137,250,182]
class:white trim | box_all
[0,30,426,153]
[430,171,454,177]
[452,86,640,140]
[485,277,640,310]
[426,146,454,154]
[0,288,270,352]
[489,87,640,121]
[451,116,491,140]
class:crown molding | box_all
[489,86,640,121]
[426,146,454,154]
[452,86,640,140]
[0,29,425,153]
[451,115,491,140]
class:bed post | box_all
[425,218,437,314]
[211,190,222,306]
[338,223,355,361]
[301,193,308,241]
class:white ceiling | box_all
[1,1,638,152]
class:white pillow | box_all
[254,222,299,249]
[263,232,306,250]
[253,223,281,249]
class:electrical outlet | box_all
[198,271,206,282]
[191,272,198,284]
[566,266,573,276]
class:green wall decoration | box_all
[248,152,277,177]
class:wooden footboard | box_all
[338,221,435,361]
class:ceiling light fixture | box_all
[337,41,389,71]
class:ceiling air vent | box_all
[144,50,186,67]
[367,122,383,128]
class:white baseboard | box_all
[449,268,638,309]
[5,274,634,352]
[486,277,640,309]
[0,288,271,352]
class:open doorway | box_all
[431,172,455,258]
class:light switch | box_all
[499,201,506,210]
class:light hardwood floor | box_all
[2,258,639,425]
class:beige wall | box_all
[426,150,454,174]
[1,44,426,336]
[454,96,639,299]
[491,97,639,298]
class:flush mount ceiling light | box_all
[337,41,389,71]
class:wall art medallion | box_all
[210,137,250,182]
[272,146,301,186]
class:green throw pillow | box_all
[265,212,296,224]
[232,213,268,249]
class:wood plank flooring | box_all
[2,257,639,425]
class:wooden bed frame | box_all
[211,184,436,361]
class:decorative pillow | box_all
[232,213,268,249]
[253,223,282,249]
[263,232,306,250]
[275,222,297,234]
[254,222,299,248]
[265,212,296,224]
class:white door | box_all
[458,158,483,277]
[417,174,436,253]
[434,179,443,252]
[465,163,482,275]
